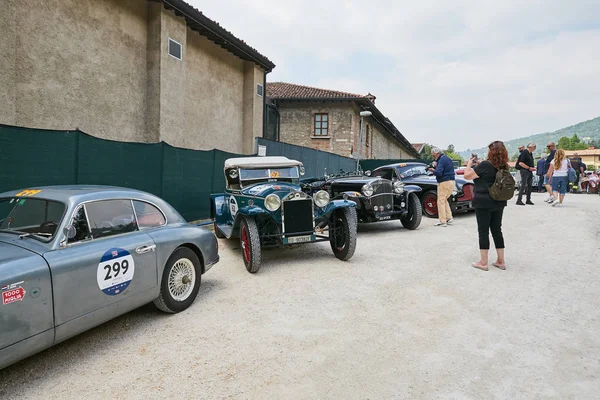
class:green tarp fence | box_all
[0,125,437,220]
[0,124,239,221]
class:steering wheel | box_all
[39,221,58,234]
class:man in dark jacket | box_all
[536,157,546,192]
[516,142,536,205]
[428,147,456,227]
[570,154,585,193]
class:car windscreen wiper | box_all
[0,228,23,236]
[18,232,53,239]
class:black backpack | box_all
[489,166,516,201]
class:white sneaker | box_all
[552,201,561,207]
[447,218,454,224]
[434,222,447,227]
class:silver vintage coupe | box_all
[0,186,219,370]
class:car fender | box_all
[403,185,422,194]
[317,199,356,218]
[231,206,271,234]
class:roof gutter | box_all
[161,0,275,72]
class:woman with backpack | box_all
[546,148,569,207]
[464,141,510,271]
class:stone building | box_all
[0,0,275,154]
[266,82,419,159]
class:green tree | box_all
[422,143,433,156]
[443,144,463,162]
[557,136,570,149]
[558,134,590,150]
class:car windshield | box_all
[239,167,299,186]
[0,197,66,241]
[397,165,428,178]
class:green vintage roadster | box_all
[210,157,358,273]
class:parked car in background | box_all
[515,173,541,193]
[581,171,599,194]
[372,162,475,218]
[304,170,423,230]
[0,186,219,370]
[210,157,358,273]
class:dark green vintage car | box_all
[210,157,358,273]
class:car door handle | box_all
[136,244,156,254]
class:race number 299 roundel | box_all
[97,248,135,295]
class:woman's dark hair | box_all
[487,141,508,169]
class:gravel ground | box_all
[1,192,599,399]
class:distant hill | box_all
[459,116,600,159]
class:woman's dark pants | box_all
[475,207,505,250]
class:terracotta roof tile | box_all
[267,82,365,99]
[564,149,600,156]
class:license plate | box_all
[287,235,312,244]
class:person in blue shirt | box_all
[428,148,456,227]
[536,156,546,192]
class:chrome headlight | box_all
[228,168,238,179]
[265,194,281,211]
[314,190,330,208]
[361,184,374,197]
[299,165,306,176]
[393,181,405,194]
[452,190,458,197]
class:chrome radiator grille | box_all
[370,181,393,211]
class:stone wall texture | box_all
[277,101,414,160]
[0,0,265,154]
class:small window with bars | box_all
[314,113,329,136]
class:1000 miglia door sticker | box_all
[97,248,135,295]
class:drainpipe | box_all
[262,71,267,141]
[357,111,372,171]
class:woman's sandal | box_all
[492,262,506,270]
[471,262,489,271]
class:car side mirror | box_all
[64,225,76,240]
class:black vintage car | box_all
[302,171,423,230]
[371,162,475,218]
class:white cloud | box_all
[188,0,600,149]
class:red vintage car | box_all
[581,172,599,194]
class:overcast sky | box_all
[189,0,600,150]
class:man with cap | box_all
[516,143,536,205]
